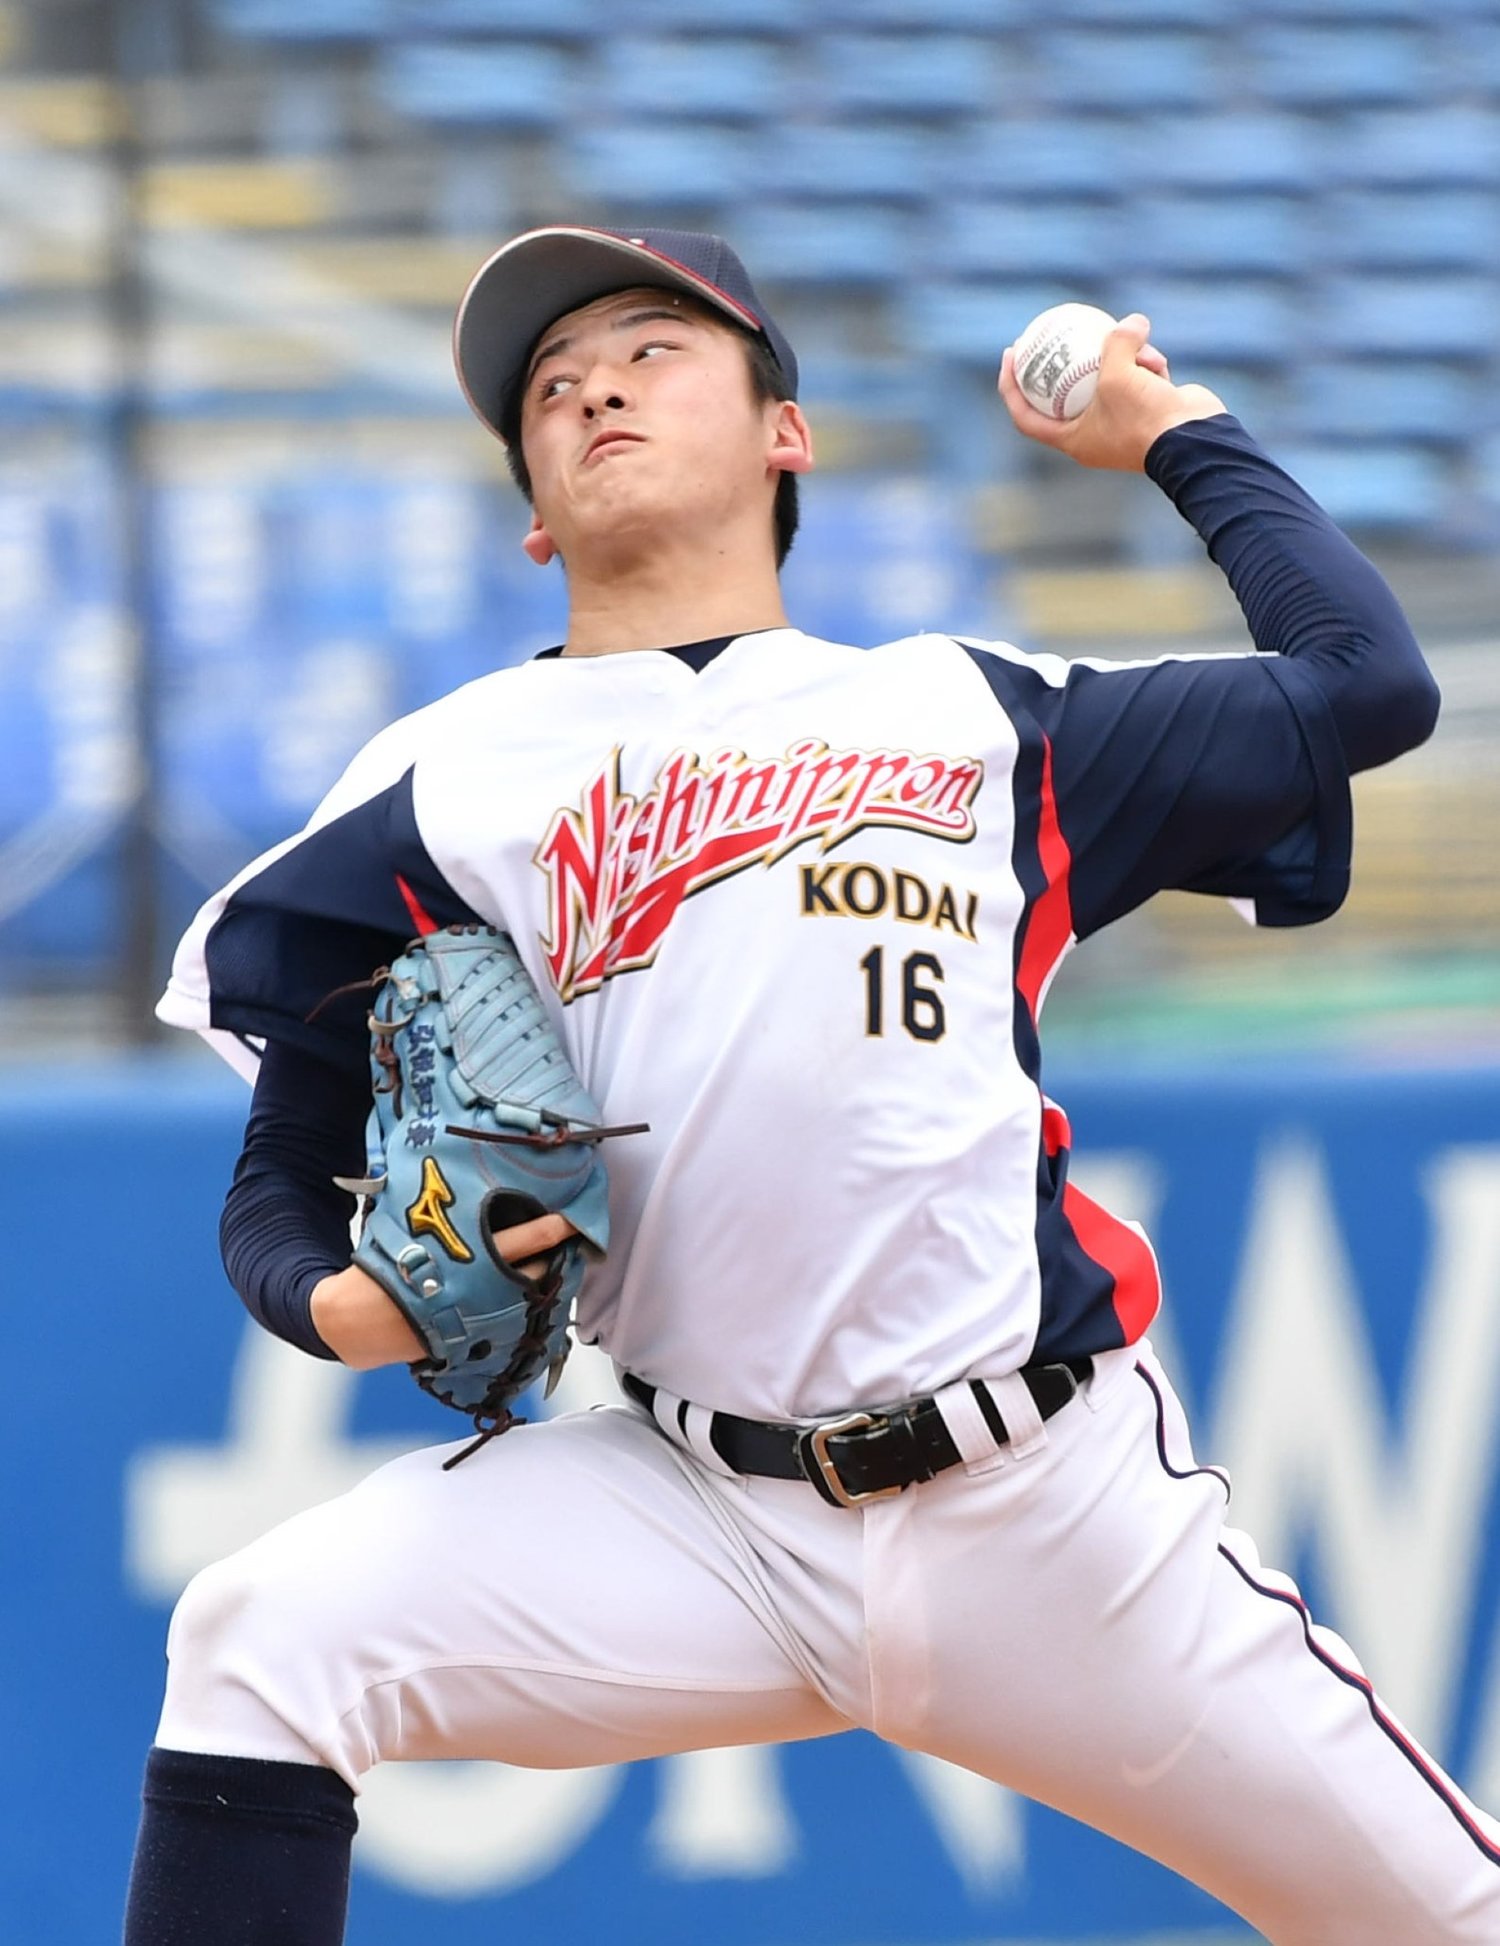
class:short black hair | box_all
[495,319,800,569]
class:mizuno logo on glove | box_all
[406,1156,473,1263]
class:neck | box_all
[559,541,788,658]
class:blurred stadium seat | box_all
[1328,109,1500,187]
[1315,275,1497,360]
[212,0,385,41]
[1266,443,1447,529]
[142,157,335,227]
[1446,19,1500,92]
[929,201,1121,283]
[561,124,752,207]
[793,352,929,424]
[1123,195,1315,278]
[779,475,998,645]
[732,205,912,285]
[620,0,807,27]
[1028,31,1222,112]
[1245,26,1438,108]
[1472,432,1500,519]
[1131,112,1323,192]
[934,120,1128,199]
[0,852,124,980]
[902,282,1087,366]
[600,38,785,121]
[1050,0,1237,18]
[373,41,573,128]
[1248,0,1467,15]
[807,35,1001,118]
[1049,0,1233,18]
[388,0,602,30]
[1321,190,1500,272]
[1295,363,1481,446]
[815,0,1025,23]
[1114,282,1302,364]
[756,124,937,201]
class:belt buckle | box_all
[803,1412,904,1509]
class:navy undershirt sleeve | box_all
[965,413,1438,937]
[1145,413,1440,771]
[220,1039,372,1358]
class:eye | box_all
[537,372,575,401]
[633,339,677,360]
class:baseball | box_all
[1011,302,1118,420]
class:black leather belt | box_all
[621,1360,1092,1509]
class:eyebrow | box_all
[525,305,701,389]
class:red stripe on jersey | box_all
[1016,733,1073,1024]
[1062,1183,1162,1343]
[1041,1100,1072,1158]
[395,873,438,936]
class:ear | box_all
[521,512,558,567]
[767,399,815,478]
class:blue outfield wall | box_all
[4,1051,1500,1945]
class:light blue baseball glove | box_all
[341,925,645,1465]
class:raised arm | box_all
[998,312,1438,775]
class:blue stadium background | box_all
[2,4,1500,1943]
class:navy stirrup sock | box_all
[123,1747,357,1946]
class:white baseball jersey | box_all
[155,625,1500,1945]
[160,626,1348,1421]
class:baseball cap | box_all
[453,225,799,443]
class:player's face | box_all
[517,287,810,568]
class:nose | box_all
[578,359,630,419]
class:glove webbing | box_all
[432,1269,564,1471]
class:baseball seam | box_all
[1052,354,1102,418]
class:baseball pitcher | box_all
[123,227,1499,1945]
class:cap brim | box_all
[453,226,768,443]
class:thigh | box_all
[899,1350,1500,1946]
[158,1405,845,1784]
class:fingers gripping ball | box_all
[344,926,647,1463]
[1012,303,1119,421]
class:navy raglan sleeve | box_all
[966,415,1438,939]
[204,765,485,1071]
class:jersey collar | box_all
[532,629,775,671]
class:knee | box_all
[166,1549,259,1666]
[167,1545,295,1682]
[160,1544,348,1775]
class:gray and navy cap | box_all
[453,225,799,443]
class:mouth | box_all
[583,430,645,465]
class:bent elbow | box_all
[1406,661,1441,748]
[1384,659,1441,760]
[1345,652,1440,773]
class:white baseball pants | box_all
[157,1345,1500,1944]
